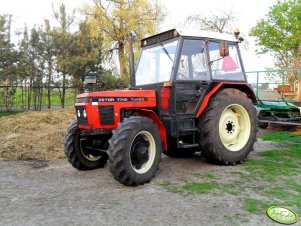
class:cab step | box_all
[178,143,199,149]
[178,128,199,133]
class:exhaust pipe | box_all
[129,33,135,87]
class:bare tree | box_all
[186,10,235,34]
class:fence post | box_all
[256,72,259,99]
[297,69,301,101]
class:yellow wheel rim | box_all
[130,131,156,174]
[219,104,251,152]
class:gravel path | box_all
[0,138,285,226]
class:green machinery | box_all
[246,69,301,127]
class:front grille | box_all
[99,105,115,125]
[75,106,88,125]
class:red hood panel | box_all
[75,90,157,129]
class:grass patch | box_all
[0,88,76,108]
[242,132,301,213]
[228,171,245,177]
[285,181,301,193]
[192,172,220,179]
[243,198,271,214]
[286,195,301,209]
[222,183,243,196]
[259,131,301,143]
[0,111,23,117]
[160,181,185,194]
[244,158,300,181]
[244,142,301,181]
[181,182,219,194]
[161,181,219,194]
[265,187,289,199]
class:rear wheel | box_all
[198,88,257,164]
[64,120,108,170]
[109,116,162,186]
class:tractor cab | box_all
[135,29,250,115]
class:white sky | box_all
[0,0,279,81]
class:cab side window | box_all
[208,42,245,81]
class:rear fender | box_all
[196,83,256,118]
[129,109,167,150]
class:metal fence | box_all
[2,70,300,112]
[246,69,301,102]
[0,85,77,111]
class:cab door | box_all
[174,39,211,114]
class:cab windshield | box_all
[135,39,179,85]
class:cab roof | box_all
[141,28,238,47]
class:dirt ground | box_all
[0,129,291,226]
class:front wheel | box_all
[64,120,108,170]
[109,116,162,186]
[198,88,257,165]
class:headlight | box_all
[77,109,81,118]
[83,109,87,118]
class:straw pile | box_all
[0,108,75,160]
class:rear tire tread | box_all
[198,88,257,165]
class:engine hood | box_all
[77,90,156,99]
[76,90,157,107]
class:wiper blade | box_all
[159,41,173,62]
[209,57,224,65]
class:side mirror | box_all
[84,75,96,92]
[219,41,229,57]
[84,75,96,84]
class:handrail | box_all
[245,69,300,104]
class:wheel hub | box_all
[131,136,150,169]
[226,121,235,133]
[129,131,156,174]
[219,104,251,152]
[79,137,103,161]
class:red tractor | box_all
[64,29,257,186]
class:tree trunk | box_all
[4,86,9,111]
[297,76,301,101]
[118,41,126,77]
[61,73,66,109]
[28,78,33,110]
[33,84,37,111]
[21,81,24,109]
[47,84,51,109]
[47,61,52,109]
[39,85,43,110]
